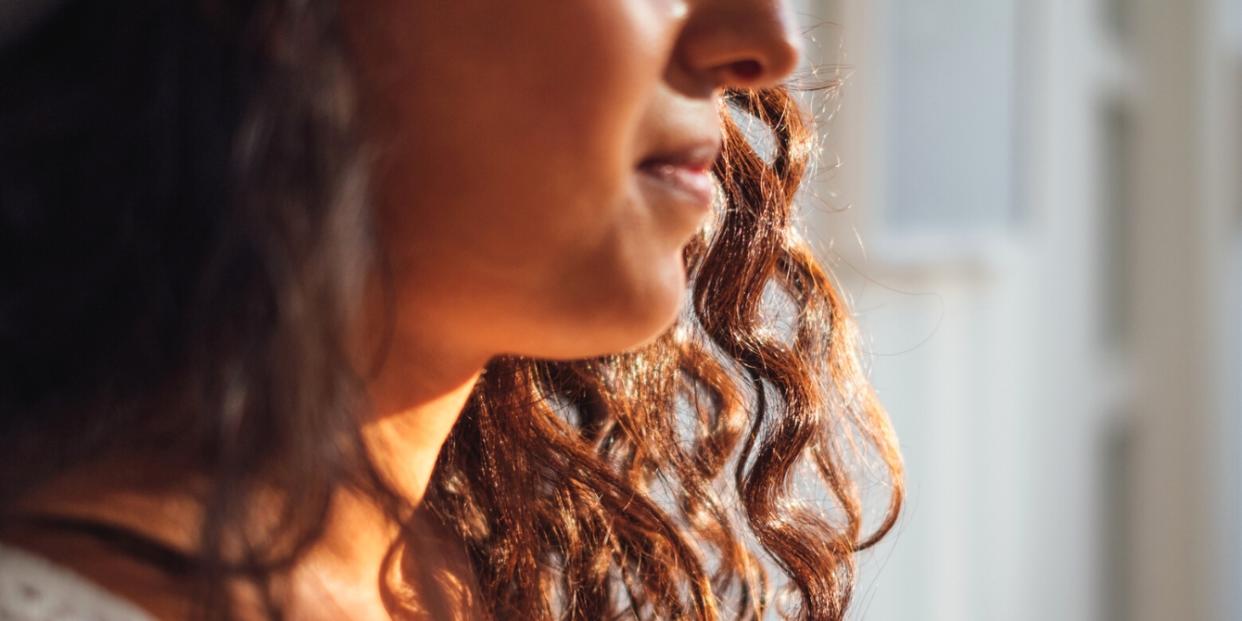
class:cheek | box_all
[368,4,661,237]
[353,1,691,357]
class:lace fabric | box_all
[0,543,152,621]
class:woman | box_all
[0,0,903,619]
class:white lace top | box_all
[0,543,152,621]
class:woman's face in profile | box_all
[344,0,800,362]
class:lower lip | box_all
[637,163,716,216]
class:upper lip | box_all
[638,137,723,173]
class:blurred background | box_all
[790,0,1242,619]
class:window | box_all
[885,0,1021,233]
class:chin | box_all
[598,243,693,341]
[604,297,684,354]
[523,262,687,360]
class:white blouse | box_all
[0,543,152,621]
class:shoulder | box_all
[0,543,153,621]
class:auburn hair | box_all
[0,1,902,619]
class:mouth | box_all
[636,141,721,216]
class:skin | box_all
[347,0,801,365]
[12,0,801,618]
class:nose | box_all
[676,0,802,92]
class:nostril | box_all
[731,60,763,82]
[678,8,804,91]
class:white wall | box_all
[796,0,1242,619]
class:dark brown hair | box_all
[0,1,902,619]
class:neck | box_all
[287,341,489,618]
[361,344,487,507]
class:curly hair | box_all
[0,1,903,619]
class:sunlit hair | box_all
[0,1,902,620]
